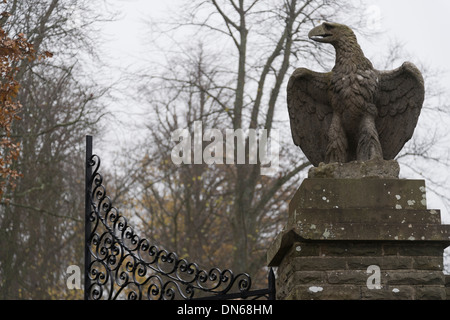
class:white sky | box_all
[101,0,450,79]
[97,0,450,221]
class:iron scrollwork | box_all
[85,136,275,300]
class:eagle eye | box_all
[323,23,335,30]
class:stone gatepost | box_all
[267,161,450,300]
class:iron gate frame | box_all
[84,135,276,300]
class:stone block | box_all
[445,275,450,287]
[361,285,415,300]
[292,256,348,271]
[292,208,441,226]
[386,271,444,286]
[282,178,450,243]
[326,270,368,284]
[285,285,361,300]
[413,256,444,271]
[308,158,400,179]
[346,256,413,270]
[277,270,325,298]
[293,271,326,285]
[445,277,450,300]
[383,242,446,257]
[320,242,383,256]
[289,242,321,257]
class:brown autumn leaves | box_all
[0,7,52,201]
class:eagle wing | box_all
[375,62,425,160]
[287,68,334,166]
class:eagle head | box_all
[308,22,356,45]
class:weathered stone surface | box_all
[281,178,450,243]
[346,256,413,270]
[288,23,425,167]
[291,208,441,226]
[415,286,447,300]
[293,271,326,285]
[272,240,450,300]
[288,243,321,257]
[290,178,429,211]
[445,276,450,300]
[285,285,361,300]
[387,271,444,286]
[268,177,450,300]
[319,241,382,257]
[327,270,369,284]
[308,158,400,179]
[267,230,302,267]
[292,256,348,271]
[383,242,446,257]
[412,256,444,271]
[289,222,450,242]
[361,286,415,300]
[445,275,450,287]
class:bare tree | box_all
[116,0,373,285]
[0,0,113,299]
[109,0,450,290]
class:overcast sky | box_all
[100,0,450,114]
[102,0,450,78]
[98,0,450,221]
[363,0,450,78]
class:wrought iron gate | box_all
[84,136,276,300]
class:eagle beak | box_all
[308,23,333,43]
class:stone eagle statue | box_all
[287,22,425,167]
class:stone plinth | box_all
[268,177,450,300]
[308,158,400,179]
